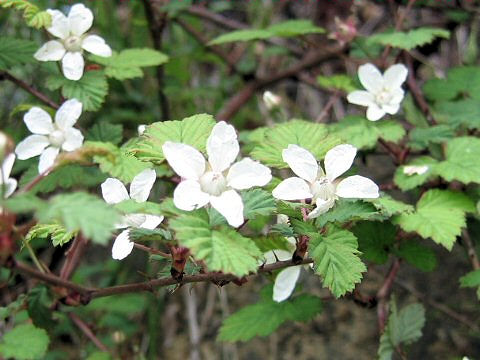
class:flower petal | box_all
[264,249,293,264]
[206,121,239,172]
[38,146,60,173]
[62,127,84,151]
[101,178,129,204]
[358,63,384,94]
[324,144,357,182]
[226,158,272,190]
[382,103,400,115]
[273,266,302,302]
[68,3,93,36]
[210,190,244,227]
[366,104,386,121]
[24,107,54,135]
[112,229,134,260]
[34,40,66,61]
[46,9,69,39]
[129,169,156,202]
[1,154,15,180]
[82,35,112,57]
[282,144,318,183]
[62,51,84,81]
[55,99,83,129]
[162,141,206,180]
[383,64,408,90]
[307,197,336,219]
[118,214,146,228]
[173,180,210,211]
[139,215,164,230]
[335,175,379,199]
[15,135,49,160]
[272,177,313,201]
[347,90,375,107]
[390,88,405,104]
[3,178,17,198]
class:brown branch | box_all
[462,229,480,271]
[376,258,401,333]
[216,45,345,120]
[60,233,88,280]
[68,313,110,352]
[133,243,170,258]
[0,71,59,109]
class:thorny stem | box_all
[376,258,401,333]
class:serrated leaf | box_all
[132,114,216,164]
[276,200,311,219]
[2,193,46,214]
[402,94,429,128]
[0,323,50,360]
[459,269,480,288]
[253,234,291,252]
[368,27,450,50]
[315,199,380,227]
[393,189,474,250]
[1,0,51,28]
[0,37,37,70]
[394,156,438,191]
[46,71,108,111]
[87,122,123,145]
[396,240,437,272]
[114,199,163,216]
[317,74,357,93]
[25,222,77,247]
[37,192,120,245]
[435,137,480,184]
[370,195,414,217]
[409,125,455,150]
[270,223,295,238]
[309,226,366,297]
[424,66,480,102]
[241,189,276,219]
[170,211,262,276]
[128,227,172,242]
[217,286,322,342]
[27,286,54,330]
[352,221,396,264]
[251,120,341,168]
[91,48,168,80]
[434,99,480,129]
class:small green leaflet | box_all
[352,221,396,265]
[317,74,357,93]
[459,269,480,288]
[90,48,169,80]
[169,211,262,276]
[217,286,323,342]
[308,226,366,298]
[368,27,450,50]
[27,286,55,330]
[1,0,51,28]
[25,222,77,247]
[46,71,108,111]
[114,199,163,216]
[394,156,438,191]
[0,323,50,360]
[132,114,216,164]
[396,240,437,272]
[315,199,380,227]
[0,38,37,70]
[369,195,414,217]
[87,122,123,145]
[250,119,341,168]
[408,125,455,150]
[241,189,276,219]
[393,189,474,250]
[423,66,480,102]
[209,20,325,45]
[434,99,480,129]
[378,299,426,360]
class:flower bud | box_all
[263,91,282,110]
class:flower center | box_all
[375,89,392,105]
[199,171,227,196]
[49,130,65,147]
[310,177,336,202]
[64,35,83,52]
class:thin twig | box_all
[462,229,480,271]
[17,167,53,194]
[0,72,59,109]
[60,233,88,280]
[376,259,401,333]
[68,313,110,352]
[134,242,170,258]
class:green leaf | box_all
[37,192,120,245]
[393,189,474,250]
[276,200,308,220]
[241,189,276,219]
[309,226,366,297]
[459,269,480,288]
[217,286,323,342]
[378,300,426,360]
[315,199,380,227]
[409,125,455,150]
[396,240,437,272]
[252,234,291,252]
[129,227,172,243]
[170,211,262,276]
[1,0,51,28]
[434,99,480,129]
[368,27,450,50]
[27,286,54,330]
[0,37,37,70]
[424,66,480,102]
[25,222,77,247]
[87,122,123,145]
[394,156,438,191]
[370,195,414,217]
[402,94,429,128]
[0,323,50,360]
[317,74,357,93]
[251,120,341,168]
[209,20,324,45]
[435,137,480,184]
[132,114,216,164]
[352,221,396,264]
[46,71,108,111]
[114,199,163,216]
[91,48,169,80]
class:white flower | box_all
[272,144,379,218]
[15,99,85,174]
[34,3,112,81]
[162,121,272,227]
[0,154,17,199]
[347,63,408,121]
[263,91,282,109]
[101,169,164,260]
[137,125,146,136]
[403,165,429,176]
